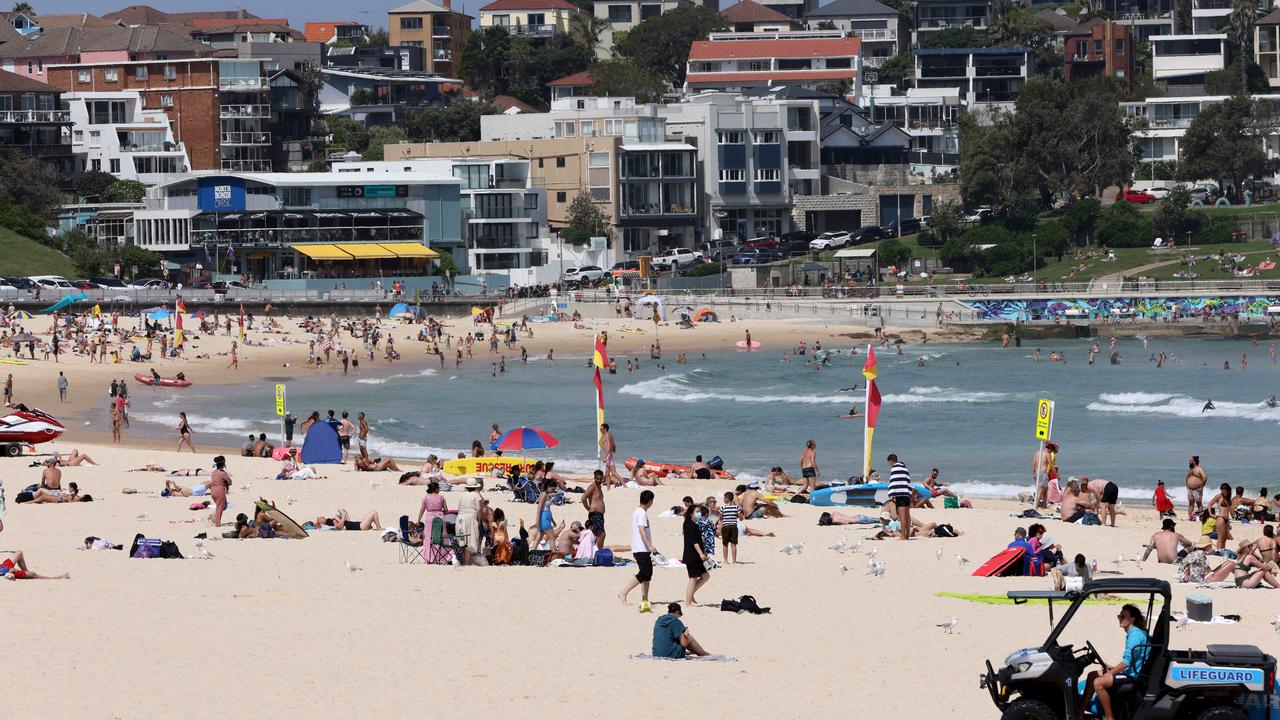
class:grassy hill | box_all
[0,227,77,278]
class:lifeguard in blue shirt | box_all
[1080,603,1150,720]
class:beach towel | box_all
[629,653,737,662]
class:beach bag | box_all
[943,497,960,509]
[934,523,957,538]
[492,541,513,565]
[818,512,833,526]
[737,595,770,615]
[593,548,614,567]
[14,490,33,504]
[707,455,723,470]
[527,549,550,567]
[158,540,183,559]
[720,598,743,613]
[1082,512,1102,526]
[132,537,162,559]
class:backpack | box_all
[737,595,771,615]
[934,523,957,538]
[593,548,614,567]
[818,512,833,526]
[158,540,183,559]
[1081,512,1102,526]
[720,598,743,613]
[551,490,566,506]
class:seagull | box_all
[287,496,297,505]
[1272,615,1280,634]
[1175,614,1189,631]
[830,538,847,552]
[839,564,849,575]
[199,546,213,559]
[867,546,878,559]
[135,512,149,521]
[344,560,362,573]
[194,539,205,549]
[241,482,252,491]
[1113,554,1125,566]
[368,480,378,490]
[936,547,944,560]
[782,544,795,555]
[937,617,959,634]
[872,561,886,577]
[956,553,970,567]
[793,542,805,554]
[848,540,863,554]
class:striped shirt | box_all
[888,462,912,498]
[720,503,740,527]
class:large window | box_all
[753,129,779,144]
[90,100,128,124]
[639,3,661,19]
[607,4,633,22]
[720,169,745,182]
[400,17,424,29]
[717,130,745,144]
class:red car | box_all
[742,236,778,250]
[1120,189,1156,204]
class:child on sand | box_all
[1152,479,1175,518]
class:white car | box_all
[809,231,851,251]
[1143,186,1173,199]
[651,248,704,270]
[563,266,606,283]
[28,275,74,289]
[963,207,994,223]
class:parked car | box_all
[776,238,815,256]
[741,236,778,250]
[29,276,75,289]
[128,278,170,290]
[0,277,15,289]
[610,260,640,276]
[882,217,927,236]
[729,248,783,265]
[1120,188,1156,204]
[211,281,247,293]
[962,207,994,223]
[5,277,33,290]
[89,276,128,289]
[809,231,851,252]
[651,248,704,270]
[70,279,100,290]
[699,239,740,263]
[562,266,606,283]
[1141,186,1174,200]
[848,226,885,245]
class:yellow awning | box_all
[292,244,353,260]
[381,242,439,258]
[334,243,397,259]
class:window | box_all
[161,94,174,107]
[527,13,544,25]
[604,118,624,135]
[754,168,780,181]
[640,3,661,19]
[696,61,722,73]
[581,120,596,137]
[720,169,745,182]
[776,59,811,70]
[607,4,633,23]
[826,57,851,69]
[555,156,566,168]
[753,130,779,144]
[38,94,52,111]
[25,61,31,73]
[493,14,510,25]
[524,193,538,209]
[400,17,424,29]
[717,130,744,144]
[135,66,148,80]
[556,120,577,137]
[19,94,33,111]
[741,60,768,72]
[1094,39,1103,55]
[537,158,544,168]
[73,130,83,141]
[1074,40,1086,58]
[556,191,567,202]
[164,65,177,80]
[104,68,119,82]
[283,187,312,206]
[1115,39,1125,54]
[589,152,609,168]
[77,69,90,83]
[91,159,101,171]
[0,96,10,111]
[110,158,120,173]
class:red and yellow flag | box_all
[176,297,187,314]
[174,310,184,347]
[862,345,878,382]
[862,344,881,478]
[592,333,609,369]
[593,366,605,453]
[238,301,246,343]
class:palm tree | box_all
[570,13,609,56]
[11,2,33,15]
[1231,0,1258,91]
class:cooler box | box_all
[944,497,960,509]
[1186,594,1212,622]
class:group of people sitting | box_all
[240,433,275,459]
[13,456,95,504]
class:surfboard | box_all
[618,328,645,335]
[838,414,865,419]
[0,359,28,365]
[442,456,537,476]
[808,483,933,507]
[735,340,761,349]
[255,499,308,539]
[972,547,1025,578]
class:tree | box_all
[327,116,370,155]
[878,238,911,267]
[0,150,65,220]
[1154,186,1191,239]
[570,13,610,56]
[119,243,162,276]
[461,26,514,97]
[460,27,590,105]
[11,2,32,15]
[928,199,963,242]
[588,60,670,103]
[873,54,912,88]
[1060,197,1101,245]
[73,170,117,200]
[1203,59,1270,95]
[561,191,610,245]
[349,88,379,106]
[362,125,408,161]
[296,62,324,116]
[405,99,501,143]
[1179,94,1277,199]
[921,26,988,49]
[958,109,1017,206]
[1096,200,1157,247]
[1231,0,1258,92]
[366,28,389,46]
[615,6,727,83]
[103,180,146,203]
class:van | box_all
[700,239,739,262]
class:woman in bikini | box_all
[31,482,91,503]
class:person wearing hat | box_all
[652,603,709,659]
[40,456,63,495]
[455,477,485,566]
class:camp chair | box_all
[397,515,424,565]
[426,516,465,565]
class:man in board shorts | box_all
[600,423,623,487]
[799,440,819,493]
[1185,455,1207,521]
[618,490,656,613]
[0,551,69,580]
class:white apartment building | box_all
[1149,34,1228,81]
[65,91,191,186]
[1122,94,1280,168]
[593,0,693,58]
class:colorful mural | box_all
[962,296,1280,321]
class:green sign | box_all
[363,185,399,198]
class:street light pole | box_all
[1032,232,1037,284]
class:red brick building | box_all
[1064,19,1134,84]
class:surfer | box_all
[1266,395,1278,408]
[1201,399,1215,413]
[838,385,858,392]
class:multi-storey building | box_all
[0,25,210,83]
[479,0,588,38]
[1257,9,1280,87]
[859,85,962,167]
[720,0,796,33]
[913,0,993,43]
[0,70,74,174]
[387,0,472,76]
[593,0,694,59]
[46,58,272,172]
[1123,94,1280,166]
[187,19,301,52]
[614,142,698,255]
[803,0,906,66]
[912,46,1030,105]
[65,90,190,184]
[684,30,863,93]
[1063,19,1135,83]
[303,22,370,45]
[754,0,817,21]
[1190,0,1233,34]
[1149,34,1228,81]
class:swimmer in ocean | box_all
[1202,399,1215,413]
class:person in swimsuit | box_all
[209,455,231,527]
[31,482,92,503]
[528,479,559,552]
[582,469,607,549]
[317,509,382,531]
[176,412,195,453]
[164,479,208,497]
[799,440,819,492]
[600,423,622,487]
[0,551,69,580]
[1185,455,1207,520]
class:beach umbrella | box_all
[7,310,32,319]
[491,426,560,452]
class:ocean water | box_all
[124,336,1280,501]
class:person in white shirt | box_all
[618,490,657,613]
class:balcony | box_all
[219,77,269,91]
[1147,117,1196,129]
[220,131,271,145]
[918,64,967,78]
[1192,0,1230,10]
[620,203,696,218]
[464,206,533,220]
[220,159,272,171]
[432,24,452,37]
[8,142,73,157]
[917,17,987,29]
[849,27,896,41]
[467,236,532,250]
[433,49,452,61]
[0,109,70,124]
[120,141,186,153]
[509,23,556,37]
[220,104,271,118]
[974,64,1023,77]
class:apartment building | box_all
[1123,94,1280,165]
[1190,0,1232,34]
[593,0,694,59]
[0,25,210,83]
[479,0,588,39]
[1149,34,1228,81]
[46,58,272,172]
[303,22,370,45]
[913,0,993,43]
[720,0,796,33]
[0,70,74,174]
[755,0,817,20]
[912,46,1030,104]
[684,31,863,93]
[1257,9,1280,87]
[65,90,190,185]
[1063,20,1134,83]
[186,19,301,52]
[859,85,962,167]
[803,0,906,66]
[387,0,472,76]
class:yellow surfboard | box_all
[442,456,537,476]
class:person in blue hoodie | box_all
[652,603,709,659]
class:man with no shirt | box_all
[600,423,622,487]
[799,440,819,492]
[1185,455,1207,520]
[1141,518,1195,564]
[1030,442,1056,509]
[40,459,62,493]
[582,469,607,549]
[737,484,784,519]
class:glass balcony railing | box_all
[220,131,271,145]
[432,25,452,37]
[220,104,271,118]
[0,109,70,124]
[219,77,269,91]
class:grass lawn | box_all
[1028,241,1277,283]
[0,228,77,278]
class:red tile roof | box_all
[0,68,61,93]
[689,36,860,60]
[480,0,583,11]
[548,69,594,86]
[720,0,792,24]
[685,69,856,84]
[492,93,539,112]
[303,21,364,42]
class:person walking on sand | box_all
[800,440,819,492]
[682,505,712,605]
[57,372,67,402]
[619,490,657,613]
[582,469,607,549]
[209,455,230,527]
[886,453,913,541]
[600,423,622,487]
[177,412,195,452]
[1186,455,1207,521]
[227,341,238,369]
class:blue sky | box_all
[27,0,481,28]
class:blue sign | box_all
[198,177,246,213]
[1167,664,1265,691]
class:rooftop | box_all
[1035,8,1081,33]
[548,69,595,86]
[480,0,584,11]
[166,170,462,188]
[303,21,366,43]
[321,66,463,83]
[805,0,901,18]
[491,94,539,113]
[720,0,794,24]
[0,25,211,59]
[0,69,62,93]
[912,45,1031,56]
[389,0,453,13]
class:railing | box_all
[510,23,557,36]
[433,49,452,61]
[220,131,271,145]
[849,27,896,41]
[918,65,967,78]
[431,25,452,37]
[219,77,269,91]
[974,64,1023,77]
[863,56,888,68]
[906,150,960,165]
[120,141,185,153]
[464,206,533,219]
[917,17,986,29]
[1192,0,1230,10]
[220,104,271,118]
[467,236,532,249]
[0,109,70,123]
[220,158,272,171]
[1147,117,1195,128]
[620,205,696,217]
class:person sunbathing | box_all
[164,479,208,497]
[168,468,205,476]
[31,482,93,503]
[317,509,382,531]
[59,449,97,466]
[823,510,880,526]
[128,463,168,472]
[355,456,401,472]
[0,551,69,580]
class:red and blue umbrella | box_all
[492,426,560,452]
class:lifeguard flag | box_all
[238,301,245,342]
[174,310,184,346]
[176,297,187,314]
[863,379,881,477]
[593,367,605,450]
[593,333,609,369]
[862,345,878,382]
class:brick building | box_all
[1063,20,1134,84]
[387,0,472,76]
[0,69,74,174]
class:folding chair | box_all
[397,515,424,565]
[426,516,466,565]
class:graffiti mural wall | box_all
[962,296,1280,321]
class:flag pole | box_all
[863,343,872,479]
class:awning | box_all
[292,244,353,260]
[381,242,438,258]
[834,248,878,258]
[335,243,397,259]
